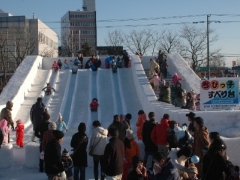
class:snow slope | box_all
[1,54,240,180]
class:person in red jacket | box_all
[151,114,170,158]
[52,61,59,72]
[15,119,24,148]
[136,110,146,140]
[90,98,99,112]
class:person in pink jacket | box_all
[52,61,59,72]
[136,110,147,140]
[15,119,24,148]
[172,73,182,85]
[0,119,11,145]
[150,73,161,92]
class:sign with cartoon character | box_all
[200,78,239,110]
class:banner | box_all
[200,78,239,110]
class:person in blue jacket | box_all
[105,56,115,69]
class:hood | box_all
[160,118,169,127]
[6,101,13,110]
[96,126,108,136]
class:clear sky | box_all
[0,0,240,66]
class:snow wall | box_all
[0,54,240,168]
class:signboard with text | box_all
[200,78,239,110]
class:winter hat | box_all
[125,113,132,120]
[58,113,62,120]
[178,146,193,158]
[48,122,57,130]
[52,130,64,140]
[37,97,43,103]
[62,148,69,157]
[186,112,196,118]
[188,163,198,174]
[126,129,133,137]
[16,119,22,124]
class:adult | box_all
[63,59,71,69]
[127,156,148,180]
[185,112,196,135]
[202,139,230,180]
[173,82,185,107]
[153,152,181,180]
[209,132,220,144]
[122,50,130,68]
[71,122,88,180]
[193,117,209,175]
[183,92,196,110]
[1,101,14,143]
[102,127,124,180]
[157,50,164,68]
[89,120,108,180]
[149,58,160,79]
[44,130,66,180]
[108,115,129,142]
[167,146,193,176]
[30,97,46,142]
[34,111,51,172]
[94,55,102,69]
[151,114,170,158]
[158,81,171,104]
[161,59,168,78]
[122,113,132,130]
[57,59,62,69]
[142,112,158,168]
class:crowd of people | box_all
[1,96,238,180]
[148,50,200,111]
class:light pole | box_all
[207,14,211,79]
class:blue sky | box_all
[0,0,240,65]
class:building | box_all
[97,46,123,56]
[61,0,97,57]
[0,10,58,70]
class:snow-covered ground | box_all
[0,54,240,180]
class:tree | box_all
[61,34,74,57]
[158,30,183,54]
[81,42,93,56]
[123,29,152,56]
[104,30,123,55]
[8,26,42,66]
[180,25,220,72]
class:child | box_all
[184,163,198,180]
[52,61,59,72]
[57,59,62,69]
[71,64,78,74]
[136,110,146,140]
[90,98,99,111]
[15,119,24,148]
[0,119,10,146]
[150,73,161,93]
[62,148,73,180]
[56,113,67,132]
[42,83,56,95]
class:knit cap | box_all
[16,119,22,124]
[48,122,57,130]
[188,163,198,174]
[126,129,133,137]
[62,148,69,157]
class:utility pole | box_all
[207,14,211,79]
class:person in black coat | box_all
[71,122,88,180]
[122,50,130,68]
[30,97,46,142]
[142,112,158,168]
[34,111,51,172]
[202,138,230,180]
[102,127,124,179]
[44,130,65,179]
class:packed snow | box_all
[0,54,240,180]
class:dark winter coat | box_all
[94,59,101,68]
[44,139,64,175]
[102,137,124,176]
[202,152,230,180]
[34,120,49,142]
[0,101,14,128]
[30,102,46,130]
[159,86,171,103]
[142,119,158,153]
[70,132,88,167]
[127,169,148,180]
[108,120,129,141]
[154,158,180,180]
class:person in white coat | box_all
[89,120,108,180]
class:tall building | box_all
[0,10,58,70]
[61,0,97,57]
